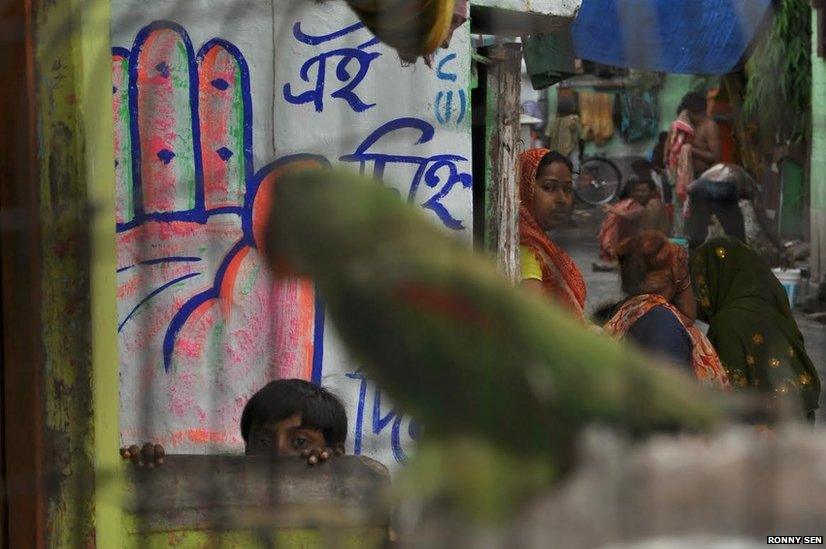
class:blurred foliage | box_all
[742,0,811,143]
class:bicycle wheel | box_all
[574,157,622,206]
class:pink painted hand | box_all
[114,21,325,450]
[113,23,252,371]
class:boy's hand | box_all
[120,443,165,469]
[301,446,344,466]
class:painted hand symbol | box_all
[113,22,253,371]
[113,21,324,449]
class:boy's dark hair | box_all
[537,150,574,175]
[678,92,707,115]
[240,379,347,447]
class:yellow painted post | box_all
[75,0,123,545]
[36,0,121,543]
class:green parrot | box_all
[264,169,728,517]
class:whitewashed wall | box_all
[111,0,472,470]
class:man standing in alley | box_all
[681,91,721,178]
[667,92,720,236]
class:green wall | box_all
[811,7,826,283]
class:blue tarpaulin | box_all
[571,0,773,74]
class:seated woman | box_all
[604,231,730,390]
[596,175,669,270]
[692,237,821,420]
[518,149,587,320]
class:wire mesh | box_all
[3,0,826,546]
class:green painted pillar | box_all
[34,0,121,545]
[812,7,826,283]
[781,160,806,240]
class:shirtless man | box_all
[680,92,721,177]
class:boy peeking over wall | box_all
[120,379,348,467]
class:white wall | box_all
[111,0,472,470]
[272,1,472,466]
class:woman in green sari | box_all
[691,237,820,421]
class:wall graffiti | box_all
[115,6,471,467]
[283,21,381,113]
[340,116,472,230]
[346,371,420,464]
[434,53,467,125]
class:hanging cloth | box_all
[545,114,581,157]
[616,89,659,143]
[578,91,614,145]
[523,30,577,90]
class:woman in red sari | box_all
[604,231,730,390]
[518,149,587,319]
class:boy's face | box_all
[245,412,328,456]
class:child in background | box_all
[121,379,348,467]
[594,175,668,271]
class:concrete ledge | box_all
[470,0,580,36]
[471,0,580,17]
[125,455,391,532]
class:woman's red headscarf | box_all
[519,148,586,317]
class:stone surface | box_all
[402,427,826,548]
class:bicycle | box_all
[571,141,623,206]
